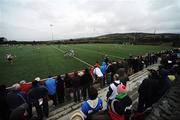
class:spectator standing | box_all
[28,80,49,120]
[72,71,81,102]
[0,85,10,120]
[7,83,30,120]
[64,73,73,100]
[101,62,107,87]
[56,75,65,104]
[93,65,104,88]
[106,74,121,104]
[144,56,149,68]
[95,61,101,68]
[106,62,119,83]
[121,59,129,74]
[81,68,93,100]
[137,69,166,112]
[45,76,57,106]
[127,56,134,75]
[116,68,129,86]
[104,55,109,65]
[9,103,29,120]
[19,80,32,93]
[158,67,171,96]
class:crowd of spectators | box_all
[0,48,180,120]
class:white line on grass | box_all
[51,46,93,67]
[62,45,124,59]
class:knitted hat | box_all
[117,83,126,93]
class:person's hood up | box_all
[101,62,106,66]
[87,98,99,109]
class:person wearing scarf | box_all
[108,83,132,120]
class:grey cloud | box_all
[147,0,179,11]
[0,0,180,41]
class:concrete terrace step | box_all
[47,64,159,120]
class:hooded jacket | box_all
[81,97,102,118]
[100,62,107,75]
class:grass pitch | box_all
[0,44,173,85]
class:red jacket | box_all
[20,83,32,93]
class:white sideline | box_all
[51,46,93,67]
[62,45,124,59]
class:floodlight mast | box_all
[50,24,54,41]
[154,29,156,41]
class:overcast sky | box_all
[0,0,180,41]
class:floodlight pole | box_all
[154,29,156,41]
[50,24,54,41]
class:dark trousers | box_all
[57,89,65,104]
[103,74,106,86]
[73,88,80,102]
[82,86,90,100]
[49,94,57,106]
[98,77,104,88]
[65,88,72,100]
[33,98,49,120]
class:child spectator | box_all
[108,84,132,120]
[81,87,103,120]
[106,74,121,104]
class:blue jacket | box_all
[100,62,107,74]
[45,78,57,95]
[81,97,102,118]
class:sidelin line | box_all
[62,45,124,59]
[51,46,93,67]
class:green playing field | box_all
[0,44,173,85]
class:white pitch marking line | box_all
[62,45,124,59]
[51,46,93,67]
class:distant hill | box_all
[63,33,180,46]
[1,33,180,46]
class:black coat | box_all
[28,86,48,102]
[7,91,28,111]
[112,95,132,115]
[138,75,164,112]
[81,73,93,87]
[72,76,81,88]
[64,76,72,88]
[56,79,65,97]
[0,86,10,120]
